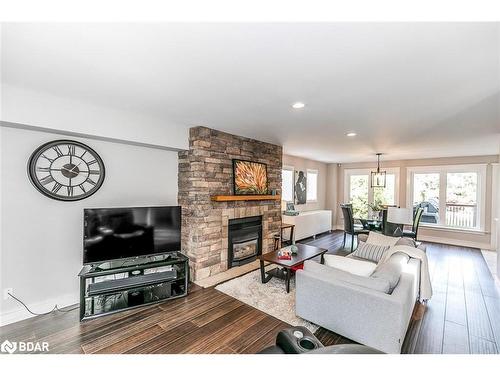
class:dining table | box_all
[357,218,383,232]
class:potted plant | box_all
[368,200,384,220]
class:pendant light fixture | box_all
[371,153,386,188]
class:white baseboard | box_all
[417,234,493,250]
[0,293,79,327]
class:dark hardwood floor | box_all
[301,231,500,354]
[0,283,292,354]
[1,231,499,354]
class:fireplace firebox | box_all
[228,216,262,268]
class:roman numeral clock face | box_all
[28,140,105,201]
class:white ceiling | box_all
[2,23,499,163]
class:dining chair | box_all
[340,204,369,252]
[403,207,424,241]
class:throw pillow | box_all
[323,254,377,276]
[366,231,400,247]
[352,241,390,263]
[370,252,409,292]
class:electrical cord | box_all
[7,292,79,316]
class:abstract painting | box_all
[232,159,268,195]
[294,170,307,204]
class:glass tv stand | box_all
[78,252,189,321]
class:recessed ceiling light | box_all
[292,102,305,109]
[346,132,357,137]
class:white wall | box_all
[282,154,327,212]
[0,126,179,325]
[497,143,500,278]
[325,163,339,227]
[1,84,189,151]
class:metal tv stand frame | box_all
[78,252,189,321]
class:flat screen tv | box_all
[83,206,181,264]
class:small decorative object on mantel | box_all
[232,159,268,195]
[27,140,105,201]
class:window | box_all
[306,170,318,202]
[349,174,369,218]
[446,172,478,228]
[281,167,294,202]
[344,168,400,219]
[408,165,485,230]
[412,173,440,224]
[374,173,396,207]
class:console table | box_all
[282,210,332,241]
[78,252,189,321]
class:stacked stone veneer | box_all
[178,127,282,281]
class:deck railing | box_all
[445,203,477,228]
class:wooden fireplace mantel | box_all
[211,195,281,202]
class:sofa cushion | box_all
[323,254,377,276]
[351,241,390,263]
[366,231,400,247]
[370,252,409,292]
[303,260,391,294]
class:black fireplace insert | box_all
[228,215,262,268]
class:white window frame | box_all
[306,169,319,203]
[406,164,487,232]
[281,165,294,202]
[343,167,400,216]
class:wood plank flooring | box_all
[0,285,289,354]
[1,230,499,354]
[301,231,500,354]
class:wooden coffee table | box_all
[258,243,328,293]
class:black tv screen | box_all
[83,206,181,264]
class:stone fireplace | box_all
[178,127,282,281]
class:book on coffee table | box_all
[277,249,292,260]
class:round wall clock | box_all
[28,140,105,201]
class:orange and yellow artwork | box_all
[233,160,268,195]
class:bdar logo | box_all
[1,340,17,354]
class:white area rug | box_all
[215,269,318,332]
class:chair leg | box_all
[342,232,346,248]
[351,234,354,252]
